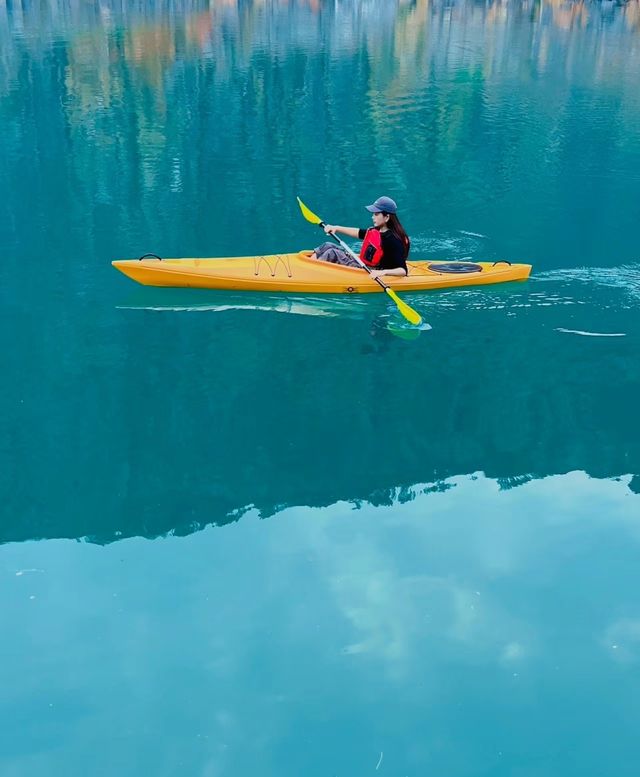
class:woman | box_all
[310,196,410,279]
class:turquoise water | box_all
[1,1,640,775]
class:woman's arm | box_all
[323,225,360,239]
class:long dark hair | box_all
[384,213,410,259]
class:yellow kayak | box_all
[112,251,532,294]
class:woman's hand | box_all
[323,224,338,235]
[370,268,407,280]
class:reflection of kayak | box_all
[117,288,371,319]
[112,252,532,293]
[116,288,431,338]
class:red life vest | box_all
[360,228,384,267]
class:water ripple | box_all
[536,263,640,300]
[556,328,626,337]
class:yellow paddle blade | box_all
[297,196,323,226]
[385,288,423,327]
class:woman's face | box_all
[372,211,390,228]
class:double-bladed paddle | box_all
[297,196,422,326]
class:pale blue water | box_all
[1,1,639,775]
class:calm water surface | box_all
[1,1,639,775]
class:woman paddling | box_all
[310,196,410,279]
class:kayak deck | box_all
[112,251,532,293]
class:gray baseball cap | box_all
[365,196,398,214]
